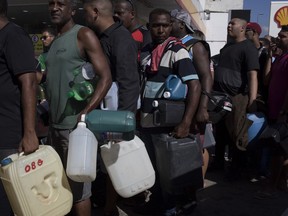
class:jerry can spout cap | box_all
[1,157,13,166]
[80,114,86,122]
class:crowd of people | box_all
[0,0,288,215]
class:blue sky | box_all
[243,0,288,37]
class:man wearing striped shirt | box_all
[137,8,201,215]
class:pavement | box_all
[92,164,288,216]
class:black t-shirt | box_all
[214,39,259,96]
[0,22,35,149]
[99,20,139,113]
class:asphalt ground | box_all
[92,166,288,216]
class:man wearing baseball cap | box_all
[246,22,262,36]
[170,9,194,34]
[170,10,213,207]
[245,22,270,116]
[170,9,212,125]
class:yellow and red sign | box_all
[274,6,288,28]
[269,2,288,37]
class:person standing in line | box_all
[135,8,201,215]
[45,0,112,215]
[113,0,152,121]
[113,0,152,95]
[82,0,139,215]
[254,25,288,198]
[170,9,213,186]
[36,27,57,83]
[245,22,271,179]
[113,0,151,54]
[38,27,57,74]
[213,18,259,178]
[0,0,39,215]
[245,22,270,108]
[35,27,57,137]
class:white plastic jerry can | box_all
[0,145,73,216]
[66,114,98,182]
[100,135,155,198]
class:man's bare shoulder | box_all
[77,26,98,42]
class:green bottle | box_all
[68,81,94,101]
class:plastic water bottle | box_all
[163,75,187,100]
[66,114,98,182]
[67,81,95,101]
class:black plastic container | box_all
[154,134,203,194]
[153,100,185,127]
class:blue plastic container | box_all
[247,112,267,144]
[163,75,187,100]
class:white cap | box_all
[163,91,171,98]
[80,114,86,122]
[152,100,159,107]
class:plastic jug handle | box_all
[153,110,161,126]
[100,100,108,110]
[18,147,40,157]
[187,134,196,141]
[165,75,176,90]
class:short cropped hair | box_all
[149,8,170,22]
[69,0,79,10]
[281,25,288,32]
[114,0,134,11]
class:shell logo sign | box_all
[269,1,288,37]
[274,6,288,27]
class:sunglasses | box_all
[40,35,52,41]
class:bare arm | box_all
[17,72,39,154]
[174,79,201,137]
[192,42,213,123]
[77,27,112,114]
[247,70,258,112]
